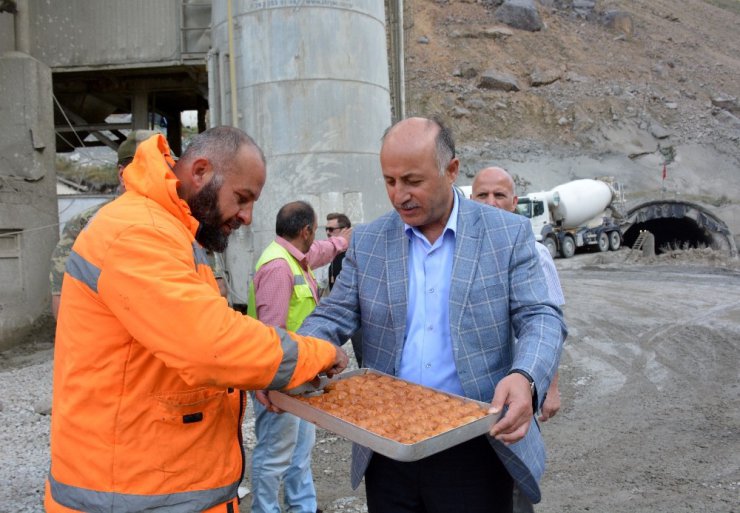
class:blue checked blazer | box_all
[299,193,566,503]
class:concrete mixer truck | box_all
[516,178,625,258]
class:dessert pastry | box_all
[296,373,489,444]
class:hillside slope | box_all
[402,0,740,237]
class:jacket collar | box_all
[122,134,200,238]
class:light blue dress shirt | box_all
[399,191,466,396]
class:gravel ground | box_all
[0,348,54,513]
[2,251,738,513]
[0,338,365,513]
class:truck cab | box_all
[516,193,550,242]
[516,192,560,257]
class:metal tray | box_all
[268,369,498,462]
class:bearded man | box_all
[45,127,348,513]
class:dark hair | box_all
[179,126,265,174]
[276,201,316,239]
[326,212,351,228]
[432,118,455,174]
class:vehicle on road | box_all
[516,178,625,258]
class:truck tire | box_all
[597,232,609,252]
[544,237,558,259]
[561,235,576,258]
[609,231,622,251]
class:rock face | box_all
[572,0,597,18]
[649,122,671,140]
[454,63,479,79]
[494,0,543,32]
[530,67,562,87]
[33,397,51,416]
[402,0,740,242]
[405,0,739,149]
[712,96,740,115]
[602,10,634,39]
[477,70,520,91]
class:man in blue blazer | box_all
[297,117,566,513]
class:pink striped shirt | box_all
[252,236,348,329]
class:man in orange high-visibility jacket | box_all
[46,127,348,513]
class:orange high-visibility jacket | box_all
[46,135,337,513]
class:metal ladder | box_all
[624,230,649,261]
[632,231,649,252]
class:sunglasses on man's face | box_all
[325,226,346,234]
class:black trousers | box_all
[365,436,514,513]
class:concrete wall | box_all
[0,13,13,52]
[0,53,58,350]
[28,0,210,70]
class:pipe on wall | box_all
[206,49,220,126]
[226,0,238,127]
[388,0,405,122]
[14,0,30,54]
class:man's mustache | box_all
[397,202,420,210]
[225,218,242,231]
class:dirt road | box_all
[539,256,740,512]
[2,252,738,513]
[299,252,740,513]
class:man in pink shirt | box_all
[248,200,350,513]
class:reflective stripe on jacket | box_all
[247,241,317,331]
[46,134,337,512]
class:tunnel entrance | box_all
[624,217,713,253]
[623,201,736,256]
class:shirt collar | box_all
[276,236,308,266]
[404,188,459,244]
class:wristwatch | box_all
[507,369,537,410]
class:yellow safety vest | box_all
[248,241,317,331]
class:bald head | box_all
[379,117,460,244]
[471,166,518,212]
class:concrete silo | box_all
[0,1,58,349]
[210,0,393,307]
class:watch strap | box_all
[507,369,538,411]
